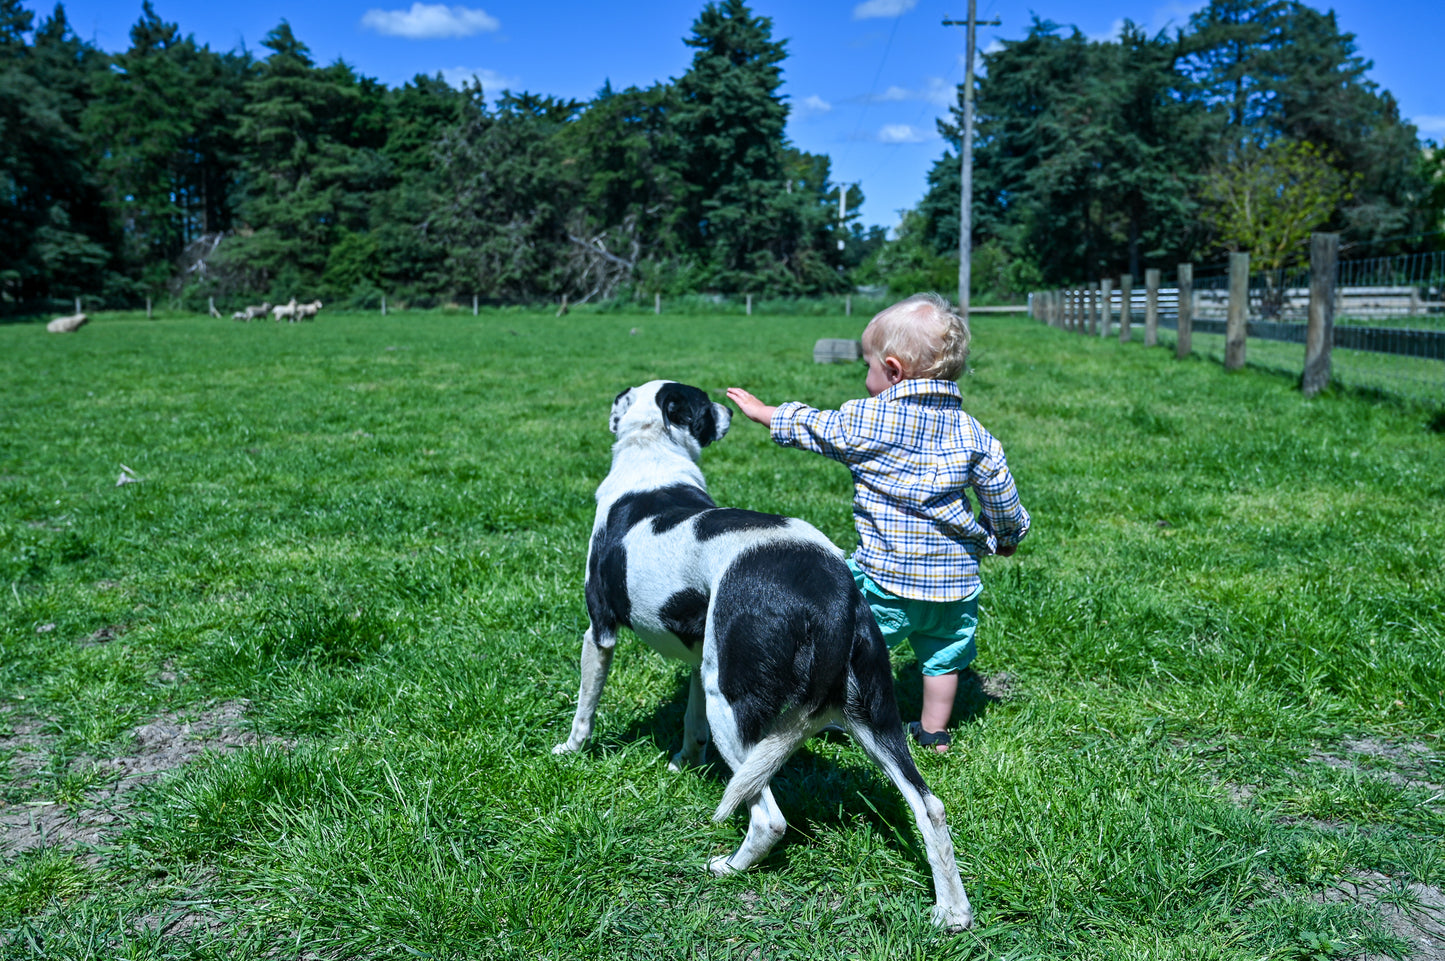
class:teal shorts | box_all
[847,559,981,677]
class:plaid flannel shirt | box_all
[770,378,1029,602]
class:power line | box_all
[839,13,902,169]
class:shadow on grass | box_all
[595,664,1005,875]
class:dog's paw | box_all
[708,854,739,877]
[930,902,973,932]
[669,747,707,772]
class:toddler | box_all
[727,292,1030,752]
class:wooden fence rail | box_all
[1027,233,1445,399]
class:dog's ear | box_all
[658,383,725,447]
[609,388,634,435]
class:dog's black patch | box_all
[586,484,717,636]
[711,543,856,745]
[695,508,790,541]
[658,588,709,648]
[585,527,631,633]
[608,484,717,536]
[657,382,721,447]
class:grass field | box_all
[2,308,1443,959]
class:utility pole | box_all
[943,4,1000,314]
[837,182,857,251]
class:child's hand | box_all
[726,388,777,426]
[994,543,1017,557]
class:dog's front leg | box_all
[553,627,615,755]
[670,671,710,771]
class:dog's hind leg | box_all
[670,671,710,771]
[848,722,973,931]
[553,627,615,755]
[706,704,815,875]
[708,786,786,876]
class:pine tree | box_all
[675,0,789,290]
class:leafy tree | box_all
[556,81,685,301]
[1184,0,1431,243]
[923,19,1207,287]
[430,87,582,301]
[84,2,250,292]
[222,22,387,299]
[0,0,115,310]
[1202,138,1354,314]
[673,0,846,294]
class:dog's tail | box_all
[712,722,810,822]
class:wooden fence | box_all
[1027,234,1445,398]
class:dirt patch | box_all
[980,671,1016,701]
[0,700,263,859]
[1308,737,1445,802]
[1326,872,1445,961]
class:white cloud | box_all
[361,3,500,39]
[1088,18,1126,43]
[853,0,917,20]
[877,123,936,144]
[794,94,832,119]
[439,66,519,93]
[923,77,956,106]
[1414,115,1445,138]
[1149,0,1206,34]
[870,79,955,107]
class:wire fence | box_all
[1030,238,1445,409]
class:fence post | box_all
[1073,288,1083,332]
[746,293,752,316]
[75,296,82,314]
[1225,252,1249,370]
[146,296,152,320]
[473,294,478,317]
[1144,268,1160,347]
[1100,278,1113,338]
[1118,273,1133,342]
[1176,264,1193,359]
[381,295,387,316]
[846,293,852,317]
[655,292,661,315]
[1087,282,1098,335]
[1303,232,1339,397]
[1055,290,1065,328]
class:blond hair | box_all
[861,292,970,380]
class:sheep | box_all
[232,302,272,322]
[294,300,323,321]
[47,313,88,333]
[272,299,298,322]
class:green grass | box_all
[2,309,1442,958]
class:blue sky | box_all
[40,0,1445,231]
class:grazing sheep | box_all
[272,299,298,322]
[232,302,272,322]
[295,300,323,321]
[47,313,88,333]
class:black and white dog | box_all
[552,380,973,930]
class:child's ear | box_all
[883,356,907,384]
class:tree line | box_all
[4,0,1441,315]
[881,0,1445,299]
[1,0,883,314]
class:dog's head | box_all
[610,381,731,455]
